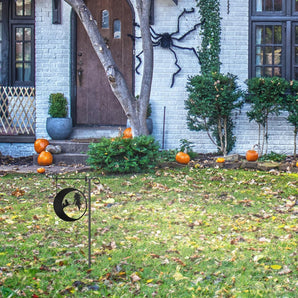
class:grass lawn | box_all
[0,168,297,297]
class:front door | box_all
[76,0,133,126]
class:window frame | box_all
[249,0,297,80]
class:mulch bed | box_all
[0,152,297,173]
[0,153,33,166]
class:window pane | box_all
[256,26,263,44]
[264,67,272,76]
[265,0,273,11]
[295,26,298,44]
[274,25,282,44]
[24,42,31,61]
[296,0,298,12]
[24,0,32,16]
[265,46,272,64]
[256,0,262,12]
[295,68,298,80]
[24,63,31,81]
[16,28,23,41]
[256,66,262,77]
[295,47,298,64]
[24,28,31,41]
[113,20,121,39]
[102,10,109,28]
[0,23,2,41]
[274,47,282,64]
[274,0,282,11]
[16,42,23,61]
[273,67,281,76]
[15,63,23,81]
[265,26,272,43]
[257,0,283,12]
[0,2,2,21]
[16,0,23,16]
[256,46,263,64]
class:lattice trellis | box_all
[0,86,36,136]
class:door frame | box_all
[70,1,135,126]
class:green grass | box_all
[0,168,297,297]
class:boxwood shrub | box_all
[87,135,160,173]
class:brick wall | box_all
[35,0,72,139]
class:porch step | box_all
[33,140,90,165]
[34,126,126,166]
[70,126,125,139]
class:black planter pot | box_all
[46,117,73,140]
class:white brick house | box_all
[0,0,297,157]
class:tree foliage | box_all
[284,80,298,157]
[246,77,288,156]
[185,72,243,156]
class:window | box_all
[250,0,297,80]
[101,10,109,29]
[113,20,121,39]
[0,0,35,86]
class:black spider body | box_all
[158,33,173,48]
[130,8,204,87]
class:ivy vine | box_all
[196,0,221,74]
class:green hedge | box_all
[87,135,160,173]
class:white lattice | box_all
[0,86,36,136]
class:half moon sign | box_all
[53,188,87,222]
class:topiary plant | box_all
[246,77,288,156]
[185,72,243,156]
[48,93,68,118]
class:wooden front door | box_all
[76,0,133,126]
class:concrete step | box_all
[34,127,126,166]
[70,126,125,139]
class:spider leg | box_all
[150,26,161,40]
[127,34,142,41]
[135,50,144,75]
[171,8,195,37]
[172,45,201,64]
[172,19,205,41]
[169,47,181,88]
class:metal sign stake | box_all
[52,176,99,268]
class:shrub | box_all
[87,135,160,173]
[185,72,243,156]
[284,80,298,158]
[246,77,288,156]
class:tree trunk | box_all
[64,0,153,137]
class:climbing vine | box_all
[196,0,221,74]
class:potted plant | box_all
[46,93,72,140]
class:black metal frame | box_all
[249,0,297,80]
[1,0,35,86]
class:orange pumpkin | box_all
[37,151,53,166]
[216,157,225,163]
[296,161,298,167]
[246,150,258,161]
[34,139,49,154]
[37,167,46,174]
[123,127,133,139]
[176,152,190,164]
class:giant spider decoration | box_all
[130,8,204,88]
